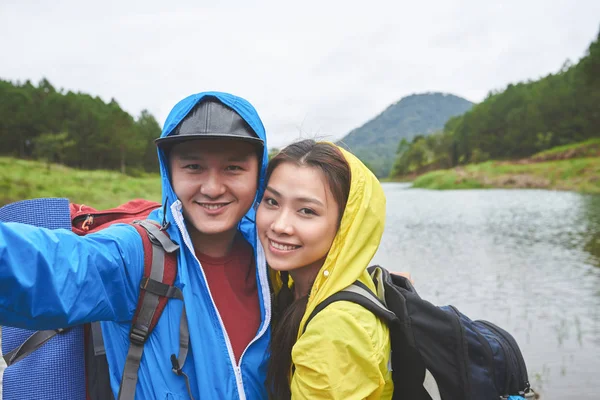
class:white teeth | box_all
[270,240,298,251]
[201,203,225,210]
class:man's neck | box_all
[189,227,238,258]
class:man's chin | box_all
[191,222,237,237]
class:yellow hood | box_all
[295,143,386,338]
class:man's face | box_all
[169,139,260,240]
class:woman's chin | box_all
[266,261,292,272]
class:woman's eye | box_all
[299,208,317,216]
[264,197,278,206]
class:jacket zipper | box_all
[472,321,497,394]
[486,321,529,391]
[172,202,271,400]
[478,320,530,395]
[72,204,160,229]
[73,203,160,220]
[448,305,472,400]
[479,321,514,393]
[172,205,244,399]
[237,241,271,369]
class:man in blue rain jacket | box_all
[0,92,272,399]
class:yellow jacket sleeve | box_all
[290,302,391,400]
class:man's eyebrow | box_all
[174,153,252,161]
[264,186,324,207]
[228,154,253,162]
[177,154,202,160]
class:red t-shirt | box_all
[197,236,261,363]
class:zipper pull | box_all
[81,215,94,231]
[171,354,195,400]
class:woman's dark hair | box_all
[265,139,351,399]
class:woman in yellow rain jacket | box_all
[257,139,394,399]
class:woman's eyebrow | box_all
[265,186,281,197]
[265,186,324,207]
[296,197,324,207]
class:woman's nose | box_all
[271,211,293,235]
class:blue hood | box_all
[144,91,272,398]
[155,91,268,231]
[0,92,273,399]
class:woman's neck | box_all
[289,260,325,300]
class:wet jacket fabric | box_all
[279,146,394,399]
[0,92,272,399]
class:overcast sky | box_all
[1,1,599,148]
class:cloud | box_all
[1,0,599,148]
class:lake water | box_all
[372,183,600,399]
[1,184,599,398]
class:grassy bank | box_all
[412,157,600,193]
[398,139,600,193]
[530,138,600,161]
[0,157,162,209]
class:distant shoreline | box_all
[405,157,599,194]
[386,139,600,194]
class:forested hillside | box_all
[390,27,600,178]
[337,92,473,177]
[0,79,162,174]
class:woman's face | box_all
[257,162,340,277]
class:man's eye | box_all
[226,165,243,171]
[184,164,201,170]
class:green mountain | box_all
[389,27,600,179]
[337,92,473,177]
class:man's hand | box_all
[391,271,414,284]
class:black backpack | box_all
[305,266,536,400]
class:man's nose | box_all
[200,171,226,198]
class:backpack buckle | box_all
[129,324,149,345]
[170,354,183,375]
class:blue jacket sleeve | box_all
[0,221,144,330]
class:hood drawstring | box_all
[160,201,170,231]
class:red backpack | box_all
[2,199,188,400]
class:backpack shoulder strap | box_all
[116,220,191,400]
[2,328,71,366]
[303,280,398,334]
